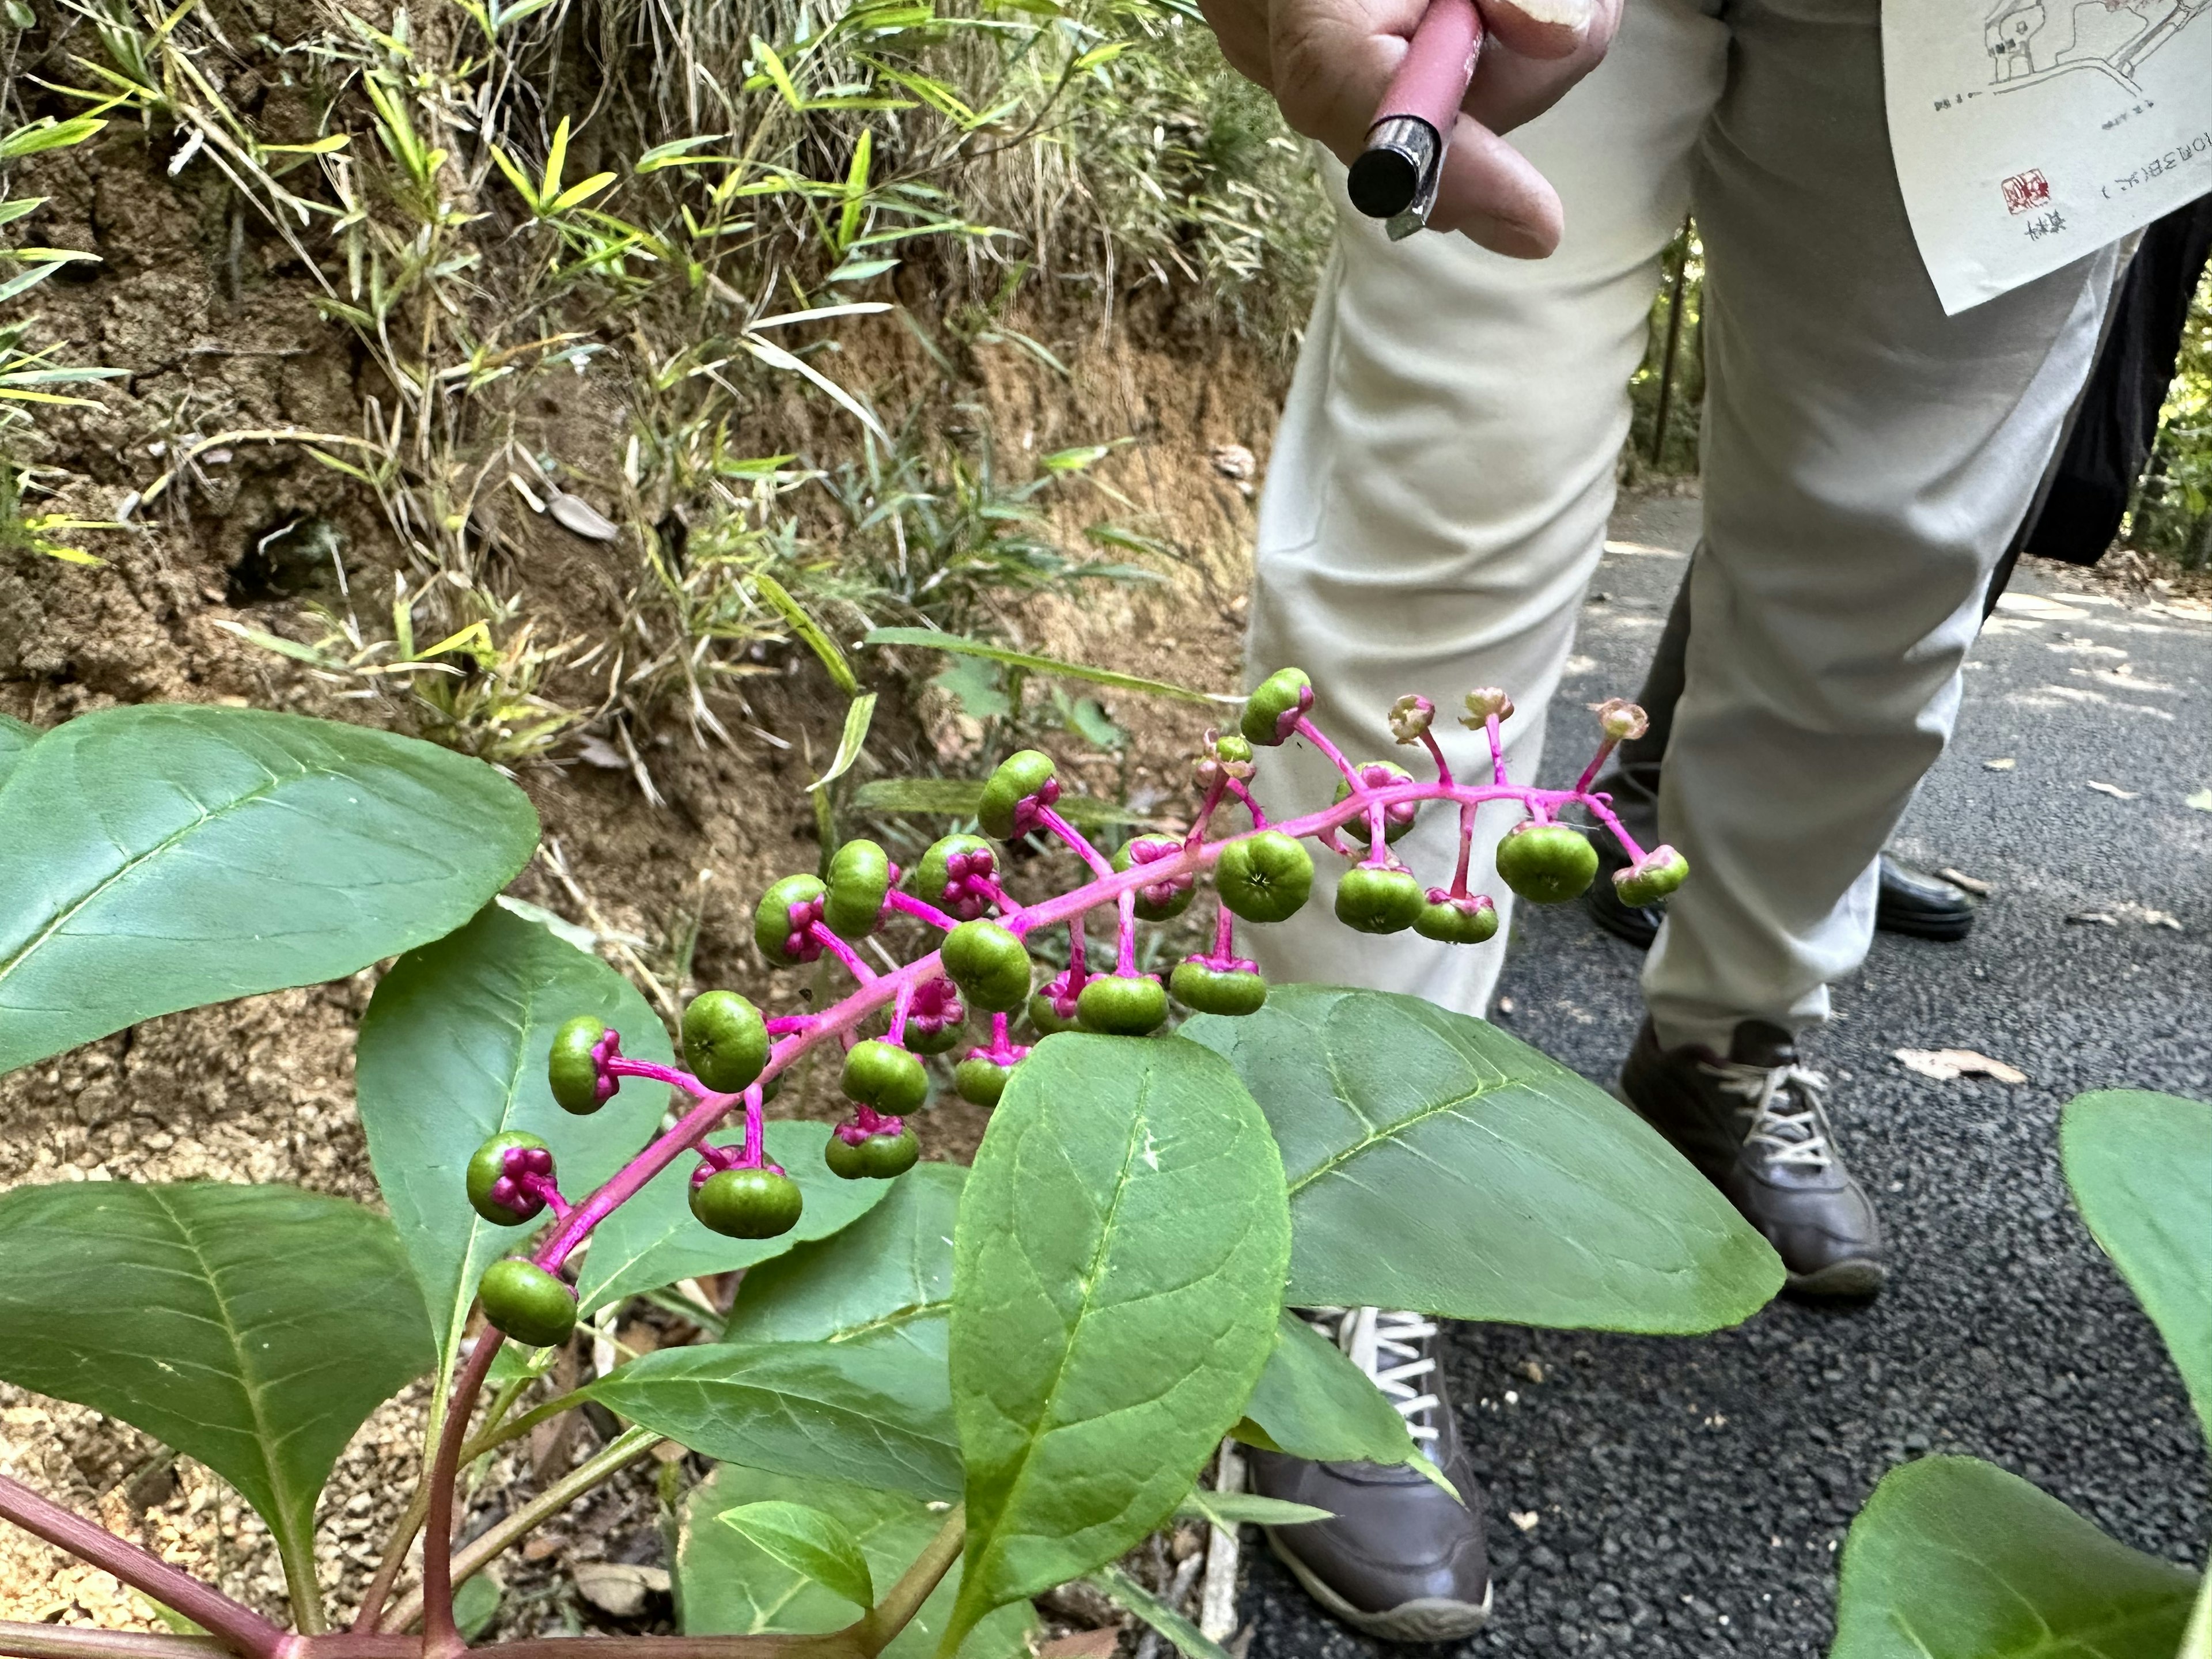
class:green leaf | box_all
[677,1464,1036,1658]
[2062,1090,2212,1446]
[586,1335,962,1499]
[808,692,878,793]
[725,1161,962,1361]
[1234,1311,1420,1471]
[0,706,537,1076]
[1180,987,1782,1330]
[452,1572,502,1639]
[1175,1490,1331,1528]
[356,905,671,1389]
[577,1119,892,1315]
[0,711,38,792]
[1088,1563,1232,1659]
[945,1034,1291,1649]
[718,1501,876,1607]
[754,571,860,695]
[0,1183,434,1604]
[1831,1456,2195,1659]
[930,658,1012,723]
[850,777,1149,830]
[863,628,1214,704]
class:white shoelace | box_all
[1701,1059,1835,1169]
[1304,1306,1441,1442]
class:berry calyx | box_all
[1195,729,1256,790]
[825,1126,921,1180]
[682,990,770,1094]
[690,1168,804,1239]
[1460,688,1514,728]
[902,976,967,1055]
[954,1054,1021,1107]
[941,918,1031,1012]
[479,1258,576,1349]
[979,750,1060,840]
[824,839,894,940]
[1113,835,1195,921]
[841,1039,929,1114]
[1240,666,1313,747]
[1614,844,1690,907]
[1413,889,1499,945]
[1335,865,1426,934]
[466,1132,554,1226]
[1495,821,1599,904]
[912,834,997,921]
[755,874,829,967]
[548,1016,614,1115]
[1596,698,1650,742]
[1334,761,1420,847]
[1169,959,1268,1017]
[1028,974,1082,1036]
[1215,830,1315,923]
[1076,973,1168,1035]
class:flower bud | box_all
[1388,695,1435,744]
[1460,688,1515,729]
[1596,698,1650,742]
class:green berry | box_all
[824,839,893,940]
[954,1055,1017,1106]
[1495,821,1599,904]
[941,919,1031,1012]
[755,874,828,967]
[548,1016,610,1115]
[1027,987,1081,1036]
[912,834,995,920]
[466,1132,553,1226]
[1212,732,1254,766]
[1076,974,1168,1035]
[825,1128,919,1180]
[1413,891,1499,945]
[1334,761,1419,847]
[479,1258,576,1349]
[979,749,1059,840]
[1215,830,1315,923]
[824,1134,870,1180]
[683,990,769,1094]
[1614,844,1690,908]
[841,1039,929,1113]
[1113,835,1195,922]
[690,1168,804,1239]
[905,1014,967,1055]
[1168,960,1268,1017]
[1240,666,1313,747]
[1335,865,1426,934]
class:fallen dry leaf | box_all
[1510,1511,1541,1533]
[1038,1630,1123,1658]
[1895,1049,2028,1085]
[573,1562,671,1619]
[547,490,620,542]
[2086,781,2142,800]
[1984,757,2017,771]
[1938,868,1993,896]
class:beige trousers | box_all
[1242,0,2118,1050]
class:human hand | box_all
[1198,0,1620,255]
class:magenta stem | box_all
[516,1173,571,1220]
[806,922,878,984]
[1580,795,1650,865]
[608,1056,713,1098]
[1185,778,1229,850]
[1067,914,1090,987]
[764,1016,812,1036]
[1573,735,1618,797]
[1212,902,1235,958]
[740,1085,767,1167]
[885,890,957,931]
[1224,778,1268,828]
[420,1332,500,1659]
[1291,715,1361,787]
[1035,806,1113,877]
[0,1477,286,1659]
[1115,891,1138,975]
[1486,714,1508,787]
[1365,801,1388,862]
[889,979,915,1047]
[1419,728,1456,787]
[1450,818,1476,897]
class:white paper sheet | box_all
[1883,0,2212,314]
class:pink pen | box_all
[1347,0,1484,240]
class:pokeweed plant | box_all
[1827,1089,2212,1659]
[0,675,1782,1659]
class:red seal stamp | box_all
[2002,169,2052,214]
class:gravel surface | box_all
[1241,494,2212,1657]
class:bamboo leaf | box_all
[862,628,1214,704]
[808,693,877,793]
[752,571,859,695]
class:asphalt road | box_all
[1239,494,2212,1657]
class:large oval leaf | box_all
[945,1033,1290,1650]
[1181,985,1781,1331]
[2062,1090,2212,1447]
[586,1337,962,1501]
[0,1182,434,1604]
[677,1464,1035,1658]
[1832,1456,2195,1659]
[1235,1311,1421,1471]
[0,711,37,792]
[0,705,537,1075]
[356,904,669,1388]
[577,1118,892,1316]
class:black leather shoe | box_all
[1617,1020,1884,1299]
[1586,850,1976,952]
[1247,1308,1492,1642]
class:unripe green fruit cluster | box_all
[824,839,893,940]
[979,750,1058,840]
[1335,865,1426,935]
[755,873,828,966]
[1077,974,1167,1035]
[1241,667,1312,747]
[690,1166,803,1238]
[842,1039,928,1114]
[912,834,996,919]
[1215,830,1314,923]
[479,1257,576,1349]
[1335,761,1420,848]
[1414,889,1499,945]
[683,990,769,1094]
[1113,835,1195,922]
[548,1016,612,1114]
[1615,844,1691,907]
[955,1055,1017,1106]
[467,1131,554,1226]
[825,1128,921,1180]
[942,918,1031,1012]
[1495,821,1599,904]
[1169,960,1268,1017]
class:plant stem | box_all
[275,1520,328,1638]
[418,1334,501,1659]
[0,1626,233,1659]
[855,1506,964,1658]
[0,1477,286,1659]
[381,1427,662,1637]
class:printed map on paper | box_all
[1884,0,2212,313]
